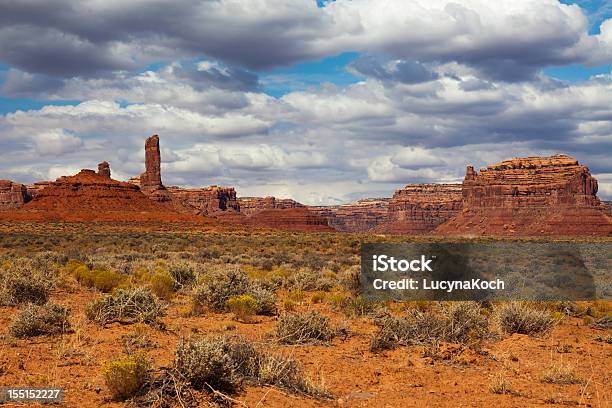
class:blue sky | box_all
[0,0,611,204]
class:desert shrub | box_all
[249,285,277,315]
[9,303,70,338]
[540,363,584,384]
[191,268,250,313]
[92,269,124,292]
[331,295,377,317]
[370,302,489,351]
[175,336,329,398]
[276,312,336,344]
[167,263,196,289]
[0,262,53,306]
[289,269,335,291]
[175,336,236,391]
[311,291,326,304]
[495,302,557,336]
[102,355,150,401]
[86,287,166,326]
[148,272,175,301]
[71,263,123,293]
[192,268,277,315]
[225,294,258,322]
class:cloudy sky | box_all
[1,0,611,204]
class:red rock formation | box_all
[244,207,334,232]
[0,180,30,210]
[26,181,51,199]
[167,186,240,216]
[238,196,304,216]
[311,198,390,232]
[140,135,163,192]
[97,161,111,178]
[436,155,612,236]
[1,170,203,223]
[373,184,462,234]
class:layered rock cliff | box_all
[311,198,390,232]
[436,155,612,236]
[238,196,304,216]
[243,207,334,232]
[0,180,30,210]
[168,186,240,216]
[373,184,462,234]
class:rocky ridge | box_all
[436,155,612,236]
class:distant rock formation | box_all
[373,184,462,234]
[97,161,111,178]
[140,135,163,192]
[243,207,334,232]
[311,198,390,232]
[0,169,202,223]
[238,196,304,216]
[436,155,612,236]
[0,180,30,210]
[168,186,240,216]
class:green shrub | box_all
[225,294,258,322]
[9,303,70,338]
[148,272,175,301]
[102,355,149,401]
[192,268,250,313]
[192,268,277,315]
[276,312,336,344]
[86,287,166,326]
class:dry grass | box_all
[495,302,557,336]
[86,287,166,326]
[540,363,585,385]
[276,311,336,344]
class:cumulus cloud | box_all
[0,0,610,80]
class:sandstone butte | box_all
[435,155,612,236]
[0,167,204,223]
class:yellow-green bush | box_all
[148,272,175,301]
[102,355,149,401]
[70,263,123,293]
[225,294,258,322]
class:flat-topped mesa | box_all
[462,155,601,208]
[311,198,390,232]
[97,161,111,178]
[238,196,304,216]
[0,180,31,210]
[167,186,240,216]
[436,155,612,236]
[373,184,462,234]
[244,207,334,232]
[140,135,163,192]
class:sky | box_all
[0,0,611,205]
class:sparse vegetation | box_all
[540,363,585,385]
[0,262,53,305]
[102,354,150,401]
[495,302,557,336]
[86,287,166,326]
[175,336,330,398]
[371,302,489,351]
[9,302,70,337]
[276,311,336,344]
